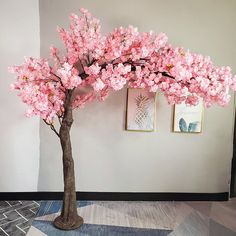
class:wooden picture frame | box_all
[173,100,203,133]
[126,88,156,132]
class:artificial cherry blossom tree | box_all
[10,8,236,230]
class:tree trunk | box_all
[53,91,84,230]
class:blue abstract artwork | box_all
[179,118,199,132]
[174,101,203,133]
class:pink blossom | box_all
[186,95,199,106]
[154,32,168,51]
[72,92,96,109]
[56,63,82,89]
[10,8,236,123]
[80,8,89,15]
[92,78,105,91]
[85,63,101,76]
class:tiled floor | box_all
[27,198,236,236]
[0,199,235,235]
[0,201,40,236]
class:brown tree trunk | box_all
[53,91,84,230]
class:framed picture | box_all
[126,88,156,132]
[173,100,203,133]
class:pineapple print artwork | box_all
[126,88,156,131]
[134,94,152,129]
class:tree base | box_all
[53,215,84,230]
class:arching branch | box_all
[43,119,60,138]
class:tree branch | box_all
[78,56,177,83]
[157,71,175,79]
[43,119,60,138]
[51,72,64,87]
[57,115,62,126]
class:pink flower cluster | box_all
[85,63,131,91]
[56,62,82,89]
[57,8,104,65]
[129,47,236,107]
[10,8,236,123]
[9,58,65,122]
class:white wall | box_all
[0,0,40,191]
[38,0,235,193]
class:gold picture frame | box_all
[125,88,157,132]
[173,100,204,133]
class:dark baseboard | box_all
[0,192,229,201]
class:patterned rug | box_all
[27,199,236,236]
[0,201,39,236]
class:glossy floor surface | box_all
[27,199,236,236]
